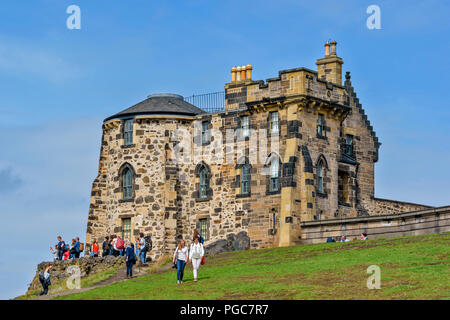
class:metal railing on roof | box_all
[184,91,225,114]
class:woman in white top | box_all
[189,236,204,282]
[173,240,188,284]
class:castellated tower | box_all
[86,42,431,259]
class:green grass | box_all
[56,233,450,300]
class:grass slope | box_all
[57,233,450,300]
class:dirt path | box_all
[31,262,172,300]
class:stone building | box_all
[85,41,431,260]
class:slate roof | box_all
[104,93,205,122]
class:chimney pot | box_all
[241,65,246,81]
[231,66,237,82]
[330,40,337,56]
[236,66,242,81]
[325,42,330,57]
[246,64,252,80]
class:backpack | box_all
[79,243,84,252]
[144,236,152,251]
[116,237,124,250]
[38,271,45,283]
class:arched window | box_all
[317,161,324,194]
[200,167,208,199]
[241,164,250,195]
[195,162,212,201]
[270,158,279,192]
[122,167,133,200]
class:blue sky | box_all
[0,0,449,299]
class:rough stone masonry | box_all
[85,41,432,261]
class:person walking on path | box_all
[39,265,53,296]
[125,243,136,279]
[193,229,205,245]
[189,236,204,282]
[173,240,188,284]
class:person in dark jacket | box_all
[74,237,81,258]
[57,236,65,261]
[39,265,53,296]
[102,236,110,257]
[125,243,136,279]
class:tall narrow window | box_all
[345,134,354,157]
[124,119,133,145]
[270,159,279,192]
[122,218,131,240]
[241,116,250,138]
[317,161,324,193]
[199,218,208,241]
[269,112,279,134]
[199,167,208,199]
[317,114,325,137]
[201,121,209,144]
[122,168,133,200]
[241,164,250,195]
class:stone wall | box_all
[300,206,450,244]
[25,256,124,296]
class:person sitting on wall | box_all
[360,233,368,240]
[340,235,349,242]
[38,265,53,296]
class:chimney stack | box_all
[316,40,344,85]
[230,64,253,83]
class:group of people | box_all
[101,233,151,279]
[50,236,83,261]
[101,233,150,261]
[327,232,369,243]
[172,229,205,284]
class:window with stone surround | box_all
[123,119,133,145]
[241,116,250,138]
[201,120,210,144]
[195,162,212,201]
[241,164,250,195]
[122,167,133,200]
[317,114,325,137]
[315,155,328,196]
[317,161,324,193]
[200,167,208,199]
[122,218,131,241]
[269,111,279,135]
[345,134,354,157]
[270,158,279,192]
[199,218,208,241]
